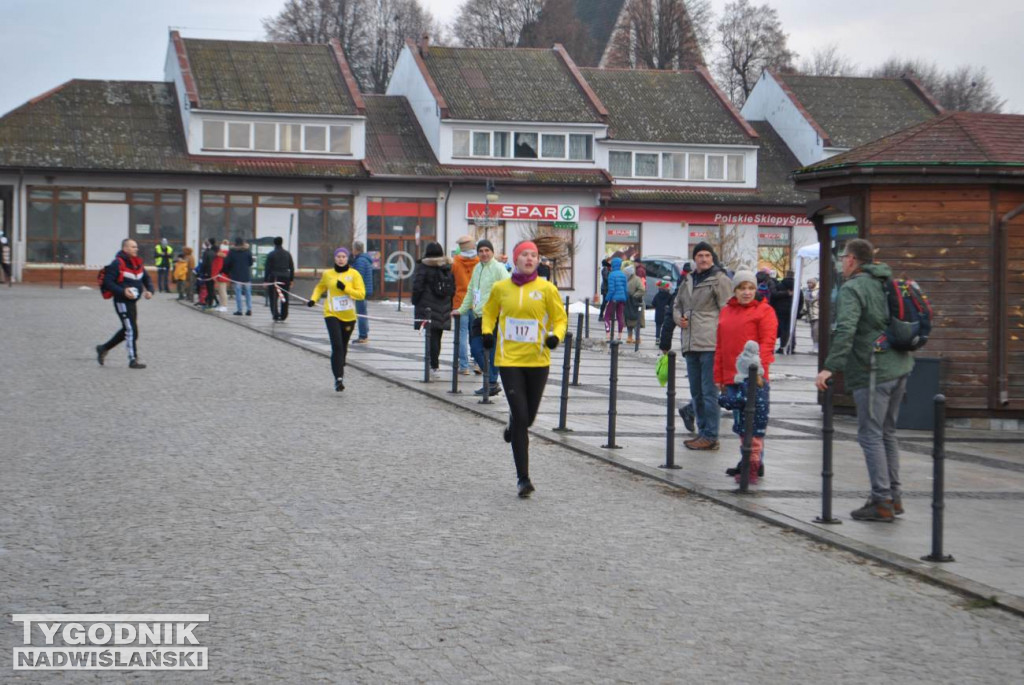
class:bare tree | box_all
[262,0,436,94]
[713,0,796,106]
[452,0,543,48]
[605,0,711,69]
[799,43,857,77]
[518,0,597,64]
[872,58,1003,113]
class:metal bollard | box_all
[660,353,681,470]
[572,313,583,386]
[814,379,842,523]
[479,348,492,404]
[564,295,570,316]
[449,313,462,394]
[923,394,954,562]
[634,328,640,353]
[736,364,759,494]
[554,332,573,432]
[584,297,590,338]
[422,307,431,383]
[602,340,621,449]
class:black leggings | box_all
[498,366,550,480]
[425,327,443,370]
[324,317,355,379]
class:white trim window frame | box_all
[226,121,252,150]
[540,133,567,160]
[609,150,632,178]
[608,149,748,183]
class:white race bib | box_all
[504,317,539,343]
[473,288,481,307]
[331,295,353,312]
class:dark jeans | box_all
[101,299,140,361]
[468,313,498,384]
[269,282,290,320]
[324,317,355,379]
[499,366,550,481]
[355,299,369,339]
[684,350,719,440]
[157,266,169,292]
[426,327,443,370]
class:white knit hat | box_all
[732,269,756,289]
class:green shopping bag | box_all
[656,353,669,387]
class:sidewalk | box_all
[186,295,1024,614]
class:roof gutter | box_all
[997,200,1024,406]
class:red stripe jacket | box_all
[714,296,778,386]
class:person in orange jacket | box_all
[451,235,480,375]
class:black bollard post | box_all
[422,307,431,383]
[397,272,403,313]
[737,364,759,493]
[602,341,622,449]
[814,379,842,523]
[634,327,640,353]
[449,313,462,394]
[660,353,681,470]
[572,313,583,386]
[479,348,492,405]
[923,394,955,562]
[584,297,590,338]
[564,295,570,316]
[554,332,573,432]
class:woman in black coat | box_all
[411,241,455,377]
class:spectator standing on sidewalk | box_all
[183,245,196,302]
[351,241,374,342]
[1,231,12,284]
[603,256,628,341]
[172,253,188,300]
[96,239,154,369]
[481,240,567,498]
[451,235,479,372]
[154,237,173,293]
[264,237,295,322]
[624,264,645,344]
[652,279,673,342]
[714,270,777,483]
[222,237,254,315]
[456,238,509,396]
[804,277,820,353]
[212,240,230,312]
[411,241,455,379]
[306,247,366,391]
[815,239,914,522]
[659,242,733,451]
[199,238,217,308]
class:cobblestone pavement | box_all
[2,287,1023,683]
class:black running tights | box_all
[324,317,355,379]
[498,366,550,480]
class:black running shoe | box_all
[129,360,147,369]
[503,422,511,443]
[335,377,345,392]
[517,478,535,498]
[96,345,107,366]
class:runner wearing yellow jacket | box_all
[481,240,568,498]
[307,247,366,391]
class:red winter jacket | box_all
[714,296,778,385]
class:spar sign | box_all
[466,203,578,222]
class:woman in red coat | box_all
[714,269,777,482]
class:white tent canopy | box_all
[786,243,821,353]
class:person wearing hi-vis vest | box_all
[154,238,173,293]
[307,247,366,392]
[481,240,568,498]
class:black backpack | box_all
[430,268,455,299]
[876,277,933,352]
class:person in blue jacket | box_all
[603,256,628,341]
[351,241,374,342]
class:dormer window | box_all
[452,128,594,161]
[514,132,538,159]
[202,119,352,155]
[610,149,746,182]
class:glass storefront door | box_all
[367,197,437,299]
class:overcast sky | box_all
[1,0,1021,117]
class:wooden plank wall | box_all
[997,189,1024,408]
[868,186,992,410]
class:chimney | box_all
[420,33,430,57]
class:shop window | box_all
[568,134,592,161]
[200,192,256,244]
[609,151,632,177]
[25,187,84,264]
[536,224,574,289]
[470,223,506,257]
[87,191,128,202]
[605,223,640,261]
[125,190,186,254]
[514,132,538,158]
[297,196,353,268]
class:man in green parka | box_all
[815,239,914,522]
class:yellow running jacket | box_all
[311,268,366,322]
[482,276,568,367]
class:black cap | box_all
[692,241,716,260]
[477,238,494,252]
[273,236,283,246]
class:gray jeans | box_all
[852,374,909,502]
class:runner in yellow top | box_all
[482,240,568,498]
[307,246,366,391]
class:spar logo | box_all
[11,614,208,671]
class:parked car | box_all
[639,256,688,307]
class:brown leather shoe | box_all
[893,496,904,516]
[684,436,719,451]
[851,498,895,522]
